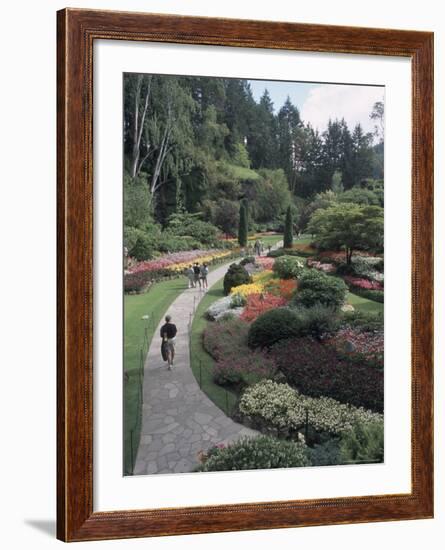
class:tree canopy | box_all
[307,203,384,264]
[123,73,384,259]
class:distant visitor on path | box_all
[186,265,195,288]
[254,240,261,256]
[193,263,201,288]
[160,315,177,370]
[200,263,209,290]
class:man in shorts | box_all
[160,315,177,370]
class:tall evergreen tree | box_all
[351,124,374,187]
[238,202,248,246]
[283,205,293,248]
[277,97,304,193]
[248,89,279,169]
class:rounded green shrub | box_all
[339,420,384,464]
[223,263,251,296]
[292,304,340,339]
[195,435,309,472]
[129,234,157,261]
[293,269,347,309]
[272,255,306,279]
[247,308,302,348]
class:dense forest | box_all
[123,74,384,259]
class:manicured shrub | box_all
[223,263,251,295]
[339,420,384,464]
[130,234,157,261]
[293,270,347,310]
[272,255,306,279]
[341,310,384,332]
[270,337,384,412]
[291,305,340,340]
[283,206,293,248]
[268,248,309,258]
[124,268,171,292]
[239,380,382,436]
[309,439,343,466]
[239,256,255,266]
[213,352,276,387]
[247,308,303,349]
[195,436,310,472]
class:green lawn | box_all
[346,291,384,315]
[258,234,283,246]
[293,234,314,245]
[190,278,238,416]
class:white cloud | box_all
[299,84,384,136]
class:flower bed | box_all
[239,380,382,436]
[203,318,276,386]
[328,328,384,366]
[264,278,298,300]
[229,281,265,298]
[125,249,238,293]
[195,435,309,472]
[270,337,384,412]
[344,276,383,291]
[255,256,275,270]
[307,258,336,273]
[240,293,288,323]
[129,249,234,276]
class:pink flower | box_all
[344,276,383,290]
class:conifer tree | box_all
[238,202,248,247]
[283,205,293,248]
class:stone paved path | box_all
[134,259,260,476]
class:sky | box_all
[248,79,384,136]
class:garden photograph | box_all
[123,73,385,476]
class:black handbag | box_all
[161,339,168,361]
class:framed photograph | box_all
[57,8,433,542]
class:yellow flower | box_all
[252,270,274,284]
[230,282,265,298]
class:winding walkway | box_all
[134,259,259,475]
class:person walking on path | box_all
[254,239,260,256]
[185,265,195,288]
[193,263,201,289]
[160,315,177,370]
[200,263,209,290]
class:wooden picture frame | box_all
[57,8,434,542]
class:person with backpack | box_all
[160,315,177,370]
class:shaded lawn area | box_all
[190,278,238,416]
[346,291,384,315]
[258,234,283,246]
[294,234,314,245]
